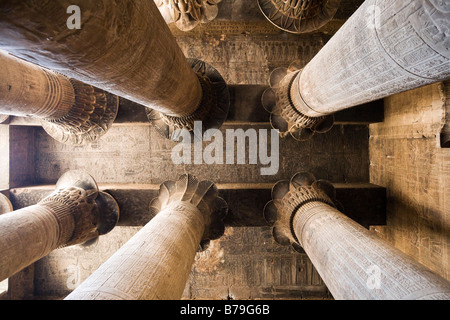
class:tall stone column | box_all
[264,172,450,300]
[262,0,450,140]
[65,174,227,300]
[0,171,119,282]
[0,0,229,139]
[0,51,119,145]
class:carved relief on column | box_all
[263,172,341,252]
[258,0,341,34]
[146,59,230,140]
[149,174,228,249]
[40,78,119,146]
[264,172,450,300]
[155,0,222,31]
[262,61,335,141]
[34,170,120,247]
[64,174,227,300]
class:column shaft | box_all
[0,203,74,282]
[0,0,202,117]
[65,202,206,300]
[0,51,74,119]
[290,0,450,117]
[293,201,450,300]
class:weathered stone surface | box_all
[32,124,369,185]
[370,82,450,281]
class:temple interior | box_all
[0,0,449,301]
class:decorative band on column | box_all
[146,58,229,140]
[39,187,98,247]
[41,78,119,146]
[35,68,76,119]
[262,62,335,141]
[264,172,342,252]
[149,174,228,250]
[257,0,341,34]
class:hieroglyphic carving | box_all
[149,174,228,248]
[39,187,97,247]
[296,203,450,299]
[257,0,340,34]
[155,0,222,31]
[294,0,450,117]
[262,65,334,141]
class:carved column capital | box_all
[258,0,340,34]
[155,0,222,31]
[262,62,335,140]
[149,174,228,249]
[39,170,120,247]
[264,172,342,251]
[146,58,229,140]
[41,78,119,146]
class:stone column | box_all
[0,51,118,145]
[0,171,119,282]
[155,0,222,31]
[65,174,227,300]
[262,0,450,140]
[0,0,229,139]
[264,172,450,300]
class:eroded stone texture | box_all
[183,226,330,300]
[293,0,450,117]
[294,202,450,300]
[257,0,341,34]
[31,226,330,300]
